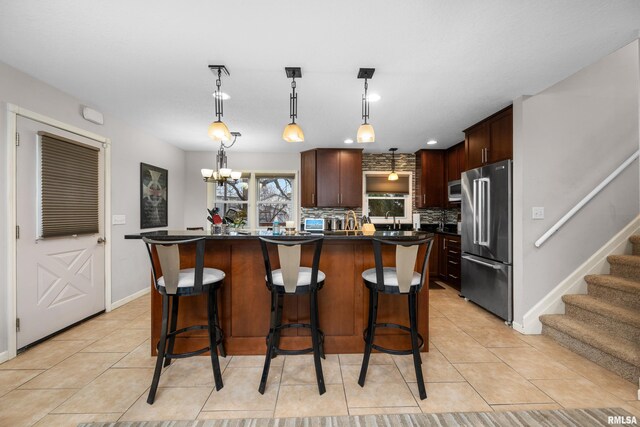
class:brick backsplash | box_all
[301,152,460,226]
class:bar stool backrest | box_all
[371,237,434,293]
[142,237,206,295]
[259,236,324,293]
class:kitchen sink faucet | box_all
[385,211,398,230]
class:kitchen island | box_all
[125,230,433,355]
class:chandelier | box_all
[201,132,242,186]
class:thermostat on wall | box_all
[82,106,104,125]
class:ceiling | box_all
[0,1,638,154]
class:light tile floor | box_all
[0,283,638,426]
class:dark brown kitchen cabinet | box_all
[439,234,461,290]
[300,148,363,208]
[415,149,445,208]
[464,105,512,170]
[446,142,465,182]
[300,150,317,207]
[429,234,439,277]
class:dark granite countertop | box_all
[125,229,433,241]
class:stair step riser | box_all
[587,283,640,311]
[541,324,639,383]
[610,263,640,281]
[564,304,640,343]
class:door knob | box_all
[97,237,106,244]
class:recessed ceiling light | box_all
[366,93,381,102]
[212,92,231,100]
[427,139,438,145]
[344,138,354,144]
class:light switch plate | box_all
[112,215,126,225]
[532,207,545,220]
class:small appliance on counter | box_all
[412,213,421,231]
[303,218,325,233]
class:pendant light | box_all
[207,65,232,142]
[283,67,304,142]
[388,148,399,181]
[357,68,375,143]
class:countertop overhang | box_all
[125,229,432,241]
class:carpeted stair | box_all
[540,234,640,384]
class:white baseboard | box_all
[0,350,9,365]
[519,215,640,335]
[109,287,150,311]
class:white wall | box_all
[183,151,300,228]
[512,40,640,328]
[0,61,186,353]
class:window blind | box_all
[39,132,100,238]
[365,175,410,194]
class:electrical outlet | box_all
[112,215,126,225]
[532,207,545,220]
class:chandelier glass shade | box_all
[283,123,304,142]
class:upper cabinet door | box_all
[415,150,445,208]
[339,149,363,207]
[465,123,489,170]
[446,142,464,182]
[315,149,341,207]
[488,108,513,163]
[465,105,513,170]
[300,150,317,207]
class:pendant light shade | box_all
[208,120,232,141]
[388,148,398,180]
[283,123,304,142]
[357,124,375,143]
[283,67,304,142]
[357,68,375,143]
[208,65,231,141]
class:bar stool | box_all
[258,236,326,395]
[358,236,433,400]
[143,237,225,404]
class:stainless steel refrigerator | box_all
[461,159,513,323]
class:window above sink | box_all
[362,171,412,224]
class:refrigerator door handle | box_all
[462,255,502,270]
[472,179,478,244]
[478,177,490,246]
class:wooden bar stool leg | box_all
[164,295,179,368]
[148,294,170,404]
[259,291,278,394]
[409,291,426,400]
[213,288,226,358]
[358,288,378,387]
[310,290,326,395]
[207,289,224,391]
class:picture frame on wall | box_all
[140,162,168,228]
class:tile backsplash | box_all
[300,152,460,225]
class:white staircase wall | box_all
[512,39,640,332]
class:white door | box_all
[16,116,106,349]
